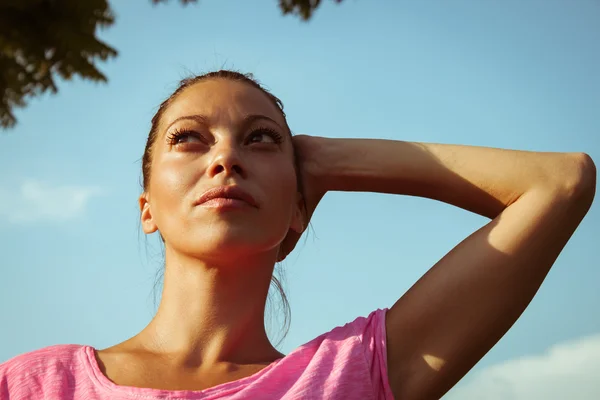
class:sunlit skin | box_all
[96,79,305,390]
[95,77,596,398]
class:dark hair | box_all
[143,70,301,345]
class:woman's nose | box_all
[206,141,246,179]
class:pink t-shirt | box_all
[0,309,394,399]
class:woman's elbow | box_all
[555,152,596,207]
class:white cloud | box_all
[444,334,600,400]
[0,180,103,223]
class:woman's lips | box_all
[195,185,258,209]
[199,197,254,209]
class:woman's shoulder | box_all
[278,308,389,375]
[1,344,90,396]
[1,343,86,372]
[305,308,388,347]
[260,309,393,399]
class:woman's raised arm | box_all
[297,136,596,399]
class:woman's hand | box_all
[278,134,328,261]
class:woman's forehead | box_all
[162,79,285,129]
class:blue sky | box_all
[1,0,599,397]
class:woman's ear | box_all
[139,193,158,234]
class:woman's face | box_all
[140,79,303,262]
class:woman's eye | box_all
[248,129,283,144]
[179,134,200,143]
[249,132,274,143]
[167,131,204,145]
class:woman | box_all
[0,70,595,400]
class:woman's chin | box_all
[184,234,281,261]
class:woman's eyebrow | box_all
[240,114,283,130]
[164,114,209,132]
[164,113,284,134]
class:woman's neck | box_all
[130,248,283,368]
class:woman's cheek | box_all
[149,167,199,231]
[160,157,203,196]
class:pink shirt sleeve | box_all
[349,308,393,397]
[0,344,83,399]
